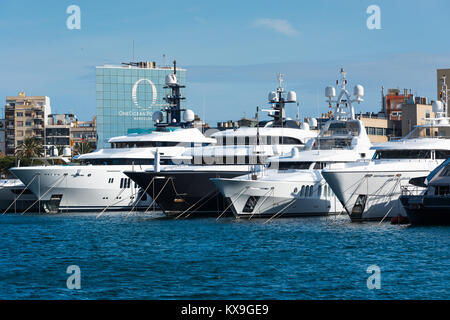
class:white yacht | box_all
[212,69,374,218]
[9,63,216,213]
[124,74,318,217]
[321,76,450,222]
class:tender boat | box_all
[400,158,450,225]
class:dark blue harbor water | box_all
[0,212,448,299]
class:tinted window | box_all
[373,149,431,159]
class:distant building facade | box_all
[70,116,97,149]
[96,61,187,149]
[46,113,77,148]
[45,114,97,151]
[4,93,51,156]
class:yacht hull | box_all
[125,170,247,217]
[322,161,442,222]
[212,175,342,218]
[10,166,153,213]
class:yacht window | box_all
[280,137,303,145]
[435,150,450,159]
[373,150,431,160]
[278,162,313,170]
[300,186,305,197]
[304,186,309,197]
[79,158,166,166]
[309,185,314,197]
[317,185,322,197]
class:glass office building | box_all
[95,62,186,149]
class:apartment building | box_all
[4,93,51,156]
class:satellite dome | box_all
[63,147,72,157]
[308,117,318,128]
[183,109,195,122]
[325,86,336,98]
[165,73,178,86]
[286,91,297,103]
[433,100,444,113]
[354,85,364,97]
[300,122,310,131]
[152,111,163,123]
[268,91,278,102]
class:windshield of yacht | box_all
[373,149,450,160]
[404,125,450,140]
[78,158,171,165]
[111,141,208,148]
[267,161,313,170]
[313,120,360,150]
[215,136,304,146]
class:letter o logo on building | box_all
[132,79,157,110]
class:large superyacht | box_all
[321,76,450,222]
[9,64,216,213]
[124,74,317,217]
[212,69,374,218]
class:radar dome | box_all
[325,86,336,98]
[165,73,178,86]
[433,100,444,113]
[152,111,163,123]
[354,85,364,97]
[308,117,318,128]
[183,109,195,122]
[286,91,297,103]
[63,147,72,157]
[300,122,310,131]
[268,91,278,102]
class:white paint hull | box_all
[212,170,343,218]
[10,165,154,212]
[322,160,443,221]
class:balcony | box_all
[33,124,43,129]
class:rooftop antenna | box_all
[163,54,166,67]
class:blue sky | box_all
[1,0,450,124]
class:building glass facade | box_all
[95,64,186,149]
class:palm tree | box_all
[73,141,94,155]
[15,137,44,159]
